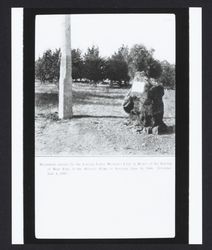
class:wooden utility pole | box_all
[58,15,73,119]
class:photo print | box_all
[15,8,191,244]
[35,14,175,157]
[34,13,178,241]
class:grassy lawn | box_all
[35,81,175,156]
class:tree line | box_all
[35,44,175,89]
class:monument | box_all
[58,15,73,119]
[123,72,167,134]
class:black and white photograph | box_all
[32,12,178,240]
[35,14,175,156]
[11,6,203,245]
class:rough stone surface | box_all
[123,72,168,134]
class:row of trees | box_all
[35,44,175,89]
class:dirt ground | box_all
[35,82,175,156]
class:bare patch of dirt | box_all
[35,82,175,156]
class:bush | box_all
[159,61,175,89]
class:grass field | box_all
[35,81,175,156]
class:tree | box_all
[117,45,130,64]
[83,46,105,82]
[128,44,153,79]
[159,60,175,89]
[128,44,162,80]
[147,58,162,79]
[105,46,130,86]
[35,49,61,83]
[35,57,46,83]
[71,49,84,81]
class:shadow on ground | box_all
[35,84,175,156]
[35,92,125,108]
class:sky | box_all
[35,14,175,64]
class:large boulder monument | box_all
[123,72,167,134]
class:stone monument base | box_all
[123,72,169,135]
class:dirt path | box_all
[35,83,175,156]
